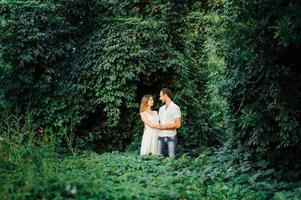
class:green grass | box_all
[1,148,301,200]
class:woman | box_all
[139,95,159,155]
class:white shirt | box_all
[158,102,181,137]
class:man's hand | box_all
[158,117,181,130]
[150,124,159,129]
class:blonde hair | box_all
[140,95,152,113]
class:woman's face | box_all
[147,97,154,107]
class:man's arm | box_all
[157,117,181,130]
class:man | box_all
[156,88,181,157]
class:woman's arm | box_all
[140,113,158,128]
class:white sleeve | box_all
[174,106,181,118]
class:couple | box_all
[139,88,181,157]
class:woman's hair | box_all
[140,95,152,113]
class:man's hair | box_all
[161,88,173,99]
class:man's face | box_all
[159,91,165,103]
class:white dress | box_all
[140,111,159,155]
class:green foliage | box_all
[0,113,57,198]
[201,14,234,141]
[1,146,301,199]
[1,0,301,183]
[70,2,183,150]
[0,113,300,199]
[1,0,216,151]
[0,0,94,142]
[181,0,301,178]
[76,17,178,126]
[215,0,301,175]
